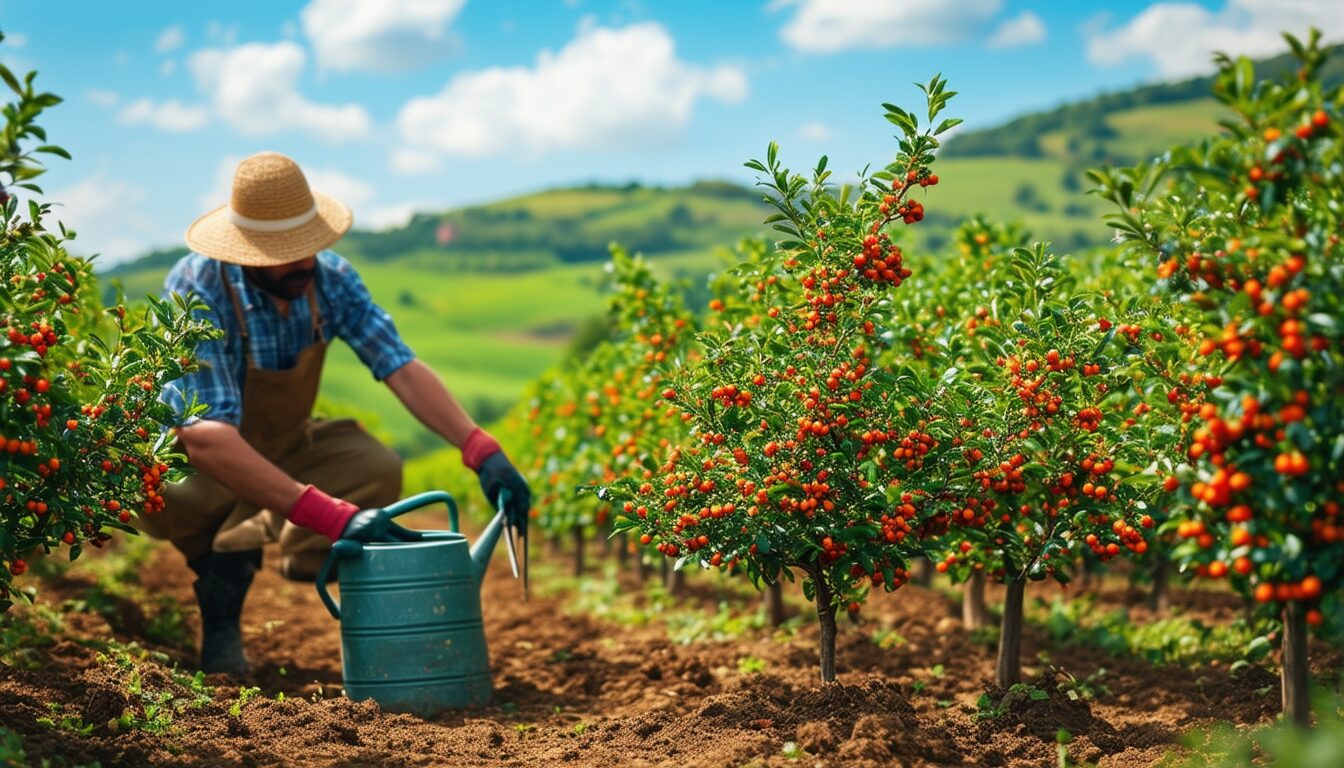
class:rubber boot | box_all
[188,549,261,676]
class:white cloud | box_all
[5,33,26,48]
[799,121,831,142]
[160,59,177,77]
[1087,0,1344,78]
[86,89,120,108]
[117,98,210,131]
[775,0,1001,53]
[47,174,161,265]
[987,11,1046,49]
[155,25,185,53]
[304,168,375,212]
[300,0,466,73]
[206,20,240,46]
[391,147,443,175]
[396,22,747,159]
[201,155,243,212]
[189,41,372,143]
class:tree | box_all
[1094,28,1344,725]
[609,79,962,683]
[0,39,215,607]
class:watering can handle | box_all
[315,539,364,620]
[383,490,461,532]
[314,491,462,620]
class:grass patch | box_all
[1031,594,1270,668]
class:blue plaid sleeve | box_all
[320,252,416,380]
[160,256,243,426]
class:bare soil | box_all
[0,536,1331,768]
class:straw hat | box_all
[186,152,352,266]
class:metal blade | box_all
[501,512,520,580]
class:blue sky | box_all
[1,0,1340,266]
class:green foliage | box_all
[1035,595,1269,667]
[1095,28,1344,623]
[228,685,260,718]
[1163,691,1344,767]
[0,54,215,607]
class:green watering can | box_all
[315,490,524,716]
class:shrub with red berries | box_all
[1094,28,1344,724]
[0,46,215,607]
[605,77,963,682]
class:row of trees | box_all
[494,33,1342,726]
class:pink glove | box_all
[461,428,502,471]
[286,485,360,541]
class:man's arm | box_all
[175,420,306,512]
[383,359,478,447]
[176,419,375,541]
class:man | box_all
[146,151,531,676]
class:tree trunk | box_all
[913,557,934,587]
[572,527,585,577]
[1282,601,1310,727]
[599,523,612,556]
[665,563,684,595]
[995,574,1026,688]
[765,580,787,627]
[812,569,838,684]
[962,570,990,630]
[634,547,648,582]
[1148,558,1170,615]
[614,533,628,571]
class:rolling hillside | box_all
[102,46,1339,456]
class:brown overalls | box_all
[140,264,403,577]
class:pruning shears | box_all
[496,487,528,600]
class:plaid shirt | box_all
[160,250,415,426]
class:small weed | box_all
[572,722,588,736]
[781,741,807,760]
[1052,666,1110,702]
[936,699,954,708]
[37,702,94,736]
[1056,729,1096,768]
[976,683,1049,721]
[929,664,946,679]
[513,723,534,734]
[872,626,906,649]
[228,686,261,718]
[910,680,927,695]
[548,648,575,663]
[737,655,767,674]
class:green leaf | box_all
[934,118,963,136]
[0,64,22,97]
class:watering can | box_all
[315,489,525,716]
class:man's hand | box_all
[287,485,361,541]
[462,428,531,535]
[476,453,531,535]
[340,507,424,543]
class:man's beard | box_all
[244,266,316,300]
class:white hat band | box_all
[228,203,318,232]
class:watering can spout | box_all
[470,510,505,587]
